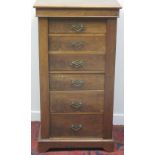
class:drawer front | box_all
[49,74,104,91]
[50,90,104,113]
[50,114,103,137]
[49,53,105,71]
[48,35,106,52]
[49,19,106,34]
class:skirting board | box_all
[31,111,124,125]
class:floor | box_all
[31,122,124,155]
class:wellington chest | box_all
[34,0,121,152]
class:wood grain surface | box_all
[48,35,106,52]
[36,8,119,17]
[50,114,103,137]
[49,18,106,34]
[103,19,117,139]
[49,73,104,91]
[50,90,104,113]
[38,18,50,138]
[34,0,121,9]
[48,52,105,71]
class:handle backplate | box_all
[71,23,85,32]
[70,101,82,110]
[71,80,84,88]
[69,41,85,50]
[71,124,82,131]
[70,60,84,69]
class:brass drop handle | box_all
[71,23,85,32]
[71,80,84,88]
[70,101,83,110]
[70,41,85,50]
[70,60,84,69]
[71,124,82,131]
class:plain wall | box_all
[31,0,124,124]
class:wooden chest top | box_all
[34,0,121,9]
[34,0,121,17]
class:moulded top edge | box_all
[33,0,122,9]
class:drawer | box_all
[50,114,103,137]
[49,19,106,34]
[49,53,105,71]
[48,35,106,52]
[49,74,104,91]
[50,90,104,113]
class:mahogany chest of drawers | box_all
[34,0,121,152]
